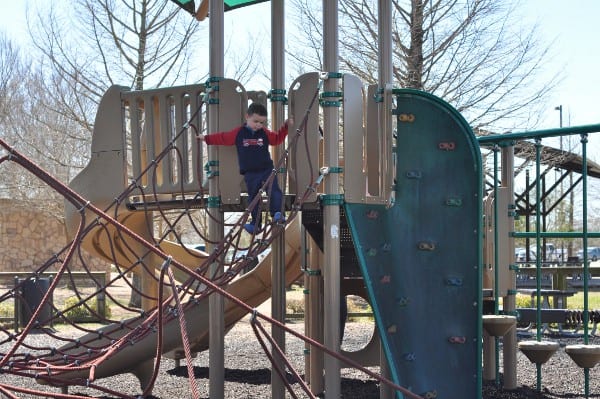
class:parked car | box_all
[577,247,600,262]
[516,248,536,262]
[555,248,567,262]
[514,247,524,261]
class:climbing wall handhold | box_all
[438,141,456,151]
[418,241,436,251]
[365,209,379,219]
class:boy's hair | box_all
[247,102,268,117]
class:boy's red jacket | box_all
[205,123,288,174]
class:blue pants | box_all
[244,168,283,228]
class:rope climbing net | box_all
[0,79,423,399]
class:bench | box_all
[567,275,600,290]
[0,271,108,288]
[517,308,600,336]
[518,308,570,324]
[517,289,575,309]
[515,273,553,289]
[516,289,576,336]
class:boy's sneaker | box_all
[273,212,286,224]
[244,223,258,234]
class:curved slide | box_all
[55,86,303,389]
[59,202,302,389]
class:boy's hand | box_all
[196,134,205,141]
[285,117,294,127]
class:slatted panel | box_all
[342,74,367,203]
[288,72,321,203]
[216,79,246,205]
[122,84,206,195]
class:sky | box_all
[1,0,599,140]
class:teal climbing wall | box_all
[344,89,483,398]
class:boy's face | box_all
[246,113,267,132]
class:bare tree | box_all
[0,34,77,220]
[0,33,27,129]
[289,0,560,131]
[22,0,203,160]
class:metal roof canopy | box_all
[514,141,600,179]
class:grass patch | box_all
[567,292,600,310]
[515,291,600,310]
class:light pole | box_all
[555,105,563,128]
[555,105,564,260]
[555,105,563,150]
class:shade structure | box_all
[170,0,269,16]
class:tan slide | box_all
[58,195,302,389]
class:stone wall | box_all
[0,199,110,275]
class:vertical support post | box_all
[580,133,591,397]
[271,1,286,397]
[501,146,518,389]
[322,1,341,397]
[307,232,325,394]
[13,276,19,333]
[208,0,225,397]
[378,1,393,398]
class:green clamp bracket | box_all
[207,196,221,208]
[509,264,520,272]
[304,268,322,276]
[206,76,223,84]
[319,100,341,107]
[328,166,343,173]
[320,91,343,98]
[207,98,219,104]
[322,72,343,79]
[269,96,287,103]
[268,89,287,103]
[278,167,287,174]
[320,194,345,205]
[372,87,385,103]
[204,160,219,171]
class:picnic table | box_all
[517,288,575,309]
[516,289,576,335]
[516,264,600,291]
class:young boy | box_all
[197,103,293,233]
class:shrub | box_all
[515,293,532,308]
[286,298,304,314]
[61,296,111,322]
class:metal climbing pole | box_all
[270,1,286,397]
[207,0,225,397]
[501,146,518,389]
[322,1,342,397]
[378,1,393,398]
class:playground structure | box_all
[1,1,600,398]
